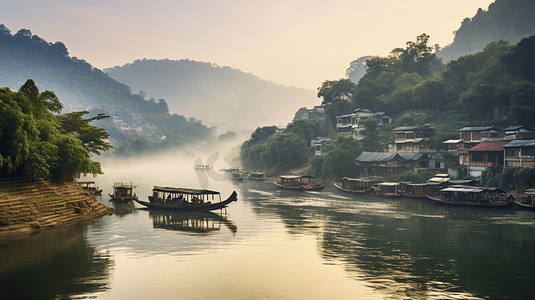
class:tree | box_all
[0,80,110,182]
[315,136,362,180]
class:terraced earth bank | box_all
[0,178,113,239]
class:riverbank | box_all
[0,178,113,239]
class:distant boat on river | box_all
[108,182,138,203]
[246,172,265,181]
[274,175,325,191]
[77,181,102,195]
[135,186,237,212]
[194,164,212,170]
[373,182,401,198]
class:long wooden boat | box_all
[399,182,442,199]
[230,171,244,180]
[246,172,265,181]
[514,190,535,211]
[373,182,401,198]
[333,177,374,194]
[109,182,138,203]
[274,175,325,191]
[135,186,237,212]
[77,181,102,195]
[425,186,514,209]
[194,164,212,170]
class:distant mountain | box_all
[436,0,535,62]
[0,25,213,147]
[346,55,374,84]
[104,59,317,131]
[0,25,167,118]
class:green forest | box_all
[0,80,111,182]
[240,33,535,180]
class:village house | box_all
[503,125,535,140]
[311,137,331,156]
[386,125,435,153]
[335,108,393,138]
[467,141,509,178]
[294,106,325,121]
[457,126,503,142]
[503,139,535,168]
[355,151,429,177]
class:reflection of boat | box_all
[399,182,442,198]
[135,186,237,211]
[425,186,514,208]
[514,189,535,211]
[148,210,237,234]
[194,164,212,170]
[246,172,265,181]
[111,201,136,215]
[108,182,138,203]
[77,181,102,195]
[230,172,244,180]
[333,177,375,194]
[373,182,401,198]
[274,175,325,191]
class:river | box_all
[1,157,535,299]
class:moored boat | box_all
[373,182,401,198]
[135,186,237,212]
[109,182,138,203]
[246,172,265,181]
[399,182,442,198]
[514,189,535,211]
[425,186,514,209]
[333,177,374,194]
[230,171,244,180]
[77,181,102,195]
[274,175,325,191]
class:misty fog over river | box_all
[2,154,535,299]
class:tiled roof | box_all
[503,139,535,148]
[393,126,434,131]
[355,152,427,162]
[468,141,509,152]
[457,126,500,132]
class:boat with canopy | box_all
[135,186,237,211]
[108,182,138,203]
[425,186,514,208]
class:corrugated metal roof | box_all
[395,138,424,144]
[443,139,463,144]
[468,141,509,152]
[503,125,534,131]
[457,126,500,132]
[503,139,535,148]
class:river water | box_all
[1,157,535,299]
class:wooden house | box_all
[390,125,435,153]
[503,139,535,168]
[355,151,428,177]
[457,126,503,142]
[468,141,508,178]
[503,125,535,140]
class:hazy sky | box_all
[2,0,494,90]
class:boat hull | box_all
[333,182,372,194]
[514,201,535,211]
[426,195,514,209]
[274,181,305,191]
[135,191,237,212]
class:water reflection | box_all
[111,200,136,216]
[0,224,113,300]
[240,183,535,300]
[149,210,237,234]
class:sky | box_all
[2,0,495,90]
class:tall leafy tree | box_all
[0,79,110,182]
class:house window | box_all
[397,144,402,151]
[522,149,535,157]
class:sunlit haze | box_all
[3,0,494,90]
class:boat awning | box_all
[378,182,400,186]
[429,177,451,183]
[113,182,136,188]
[441,187,475,192]
[152,186,220,195]
[342,177,370,182]
[280,175,301,179]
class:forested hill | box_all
[0,25,168,118]
[104,59,316,130]
[436,0,535,62]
